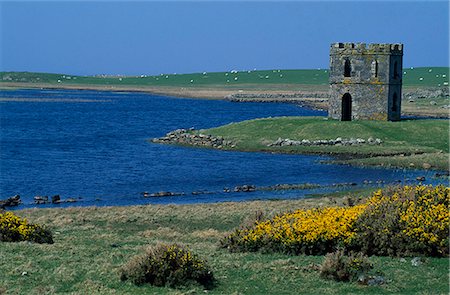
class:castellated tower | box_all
[329,43,403,121]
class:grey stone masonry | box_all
[329,43,403,121]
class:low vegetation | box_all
[221,185,449,257]
[0,211,53,244]
[203,117,449,170]
[119,243,214,288]
[319,250,373,282]
[0,187,448,294]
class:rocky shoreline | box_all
[0,194,80,209]
[268,137,383,147]
[151,128,236,149]
[225,92,329,102]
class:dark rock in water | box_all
[191,190,214,195]
[148,191,185,197]
[223,188,231,193]
[416,176,426,182]
[234,185,256,192]
[141,192,151,198]
[34,195,49,204]
[435,172,450,178]
[51,195,61,204]
[0,195,21,209]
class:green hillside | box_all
[1,67,448,88]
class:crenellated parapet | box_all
[330,42,403,56]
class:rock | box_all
[422,163,432,169]
[191,190,213,195]
[65,198,77,203]
[416,176,425,182]
[0,195,21,209]
[51,195,61,204]
[374,138,382,144]
[223,188,231,193]
[234,185,256,192]
[34,195,49,204]
[434,172,450,178]
[430,101,437,105]
[411,257,424,267]
[367,276,386,286]
[149,191,184,197]
[301,139,311,145]
[358,275,386,286]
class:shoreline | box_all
[1,82,448,118]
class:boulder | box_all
[416,176,426,182]
[0,195,21,209]
[34,195,49,204]
[51,195,61,204]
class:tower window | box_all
[392,93,398,112]
[371,60,378,77]
[344,59,351,77]
[393,61,398,78]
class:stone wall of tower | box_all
[329,43,403,121]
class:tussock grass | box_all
[0,195,448,294]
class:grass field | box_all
[202,117,449,171]
[1,67,449,88]
[1,193,448,294]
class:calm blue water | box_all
[0,89,443,208]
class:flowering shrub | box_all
[120,244,214,288]
[351,185,449,257]
[221,204,366,255]
[319,250,373,282]
[0,211,53,244]
[221,185,449,257]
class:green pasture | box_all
[203,117,449,170]
[1,67,448,88]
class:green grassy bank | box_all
[1,195,448,294]
[202,117,449,171]
[1,67,448,88]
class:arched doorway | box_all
[341,93,352,121]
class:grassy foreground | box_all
[1,195,448,294]
[203,117,449,171]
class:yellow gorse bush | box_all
[239,205,366,254]
[0,211,53,243]
[356,184,449,256]
[222,185,449,257]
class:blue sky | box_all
[1,1,448,75]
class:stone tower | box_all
[329,43,403,121]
